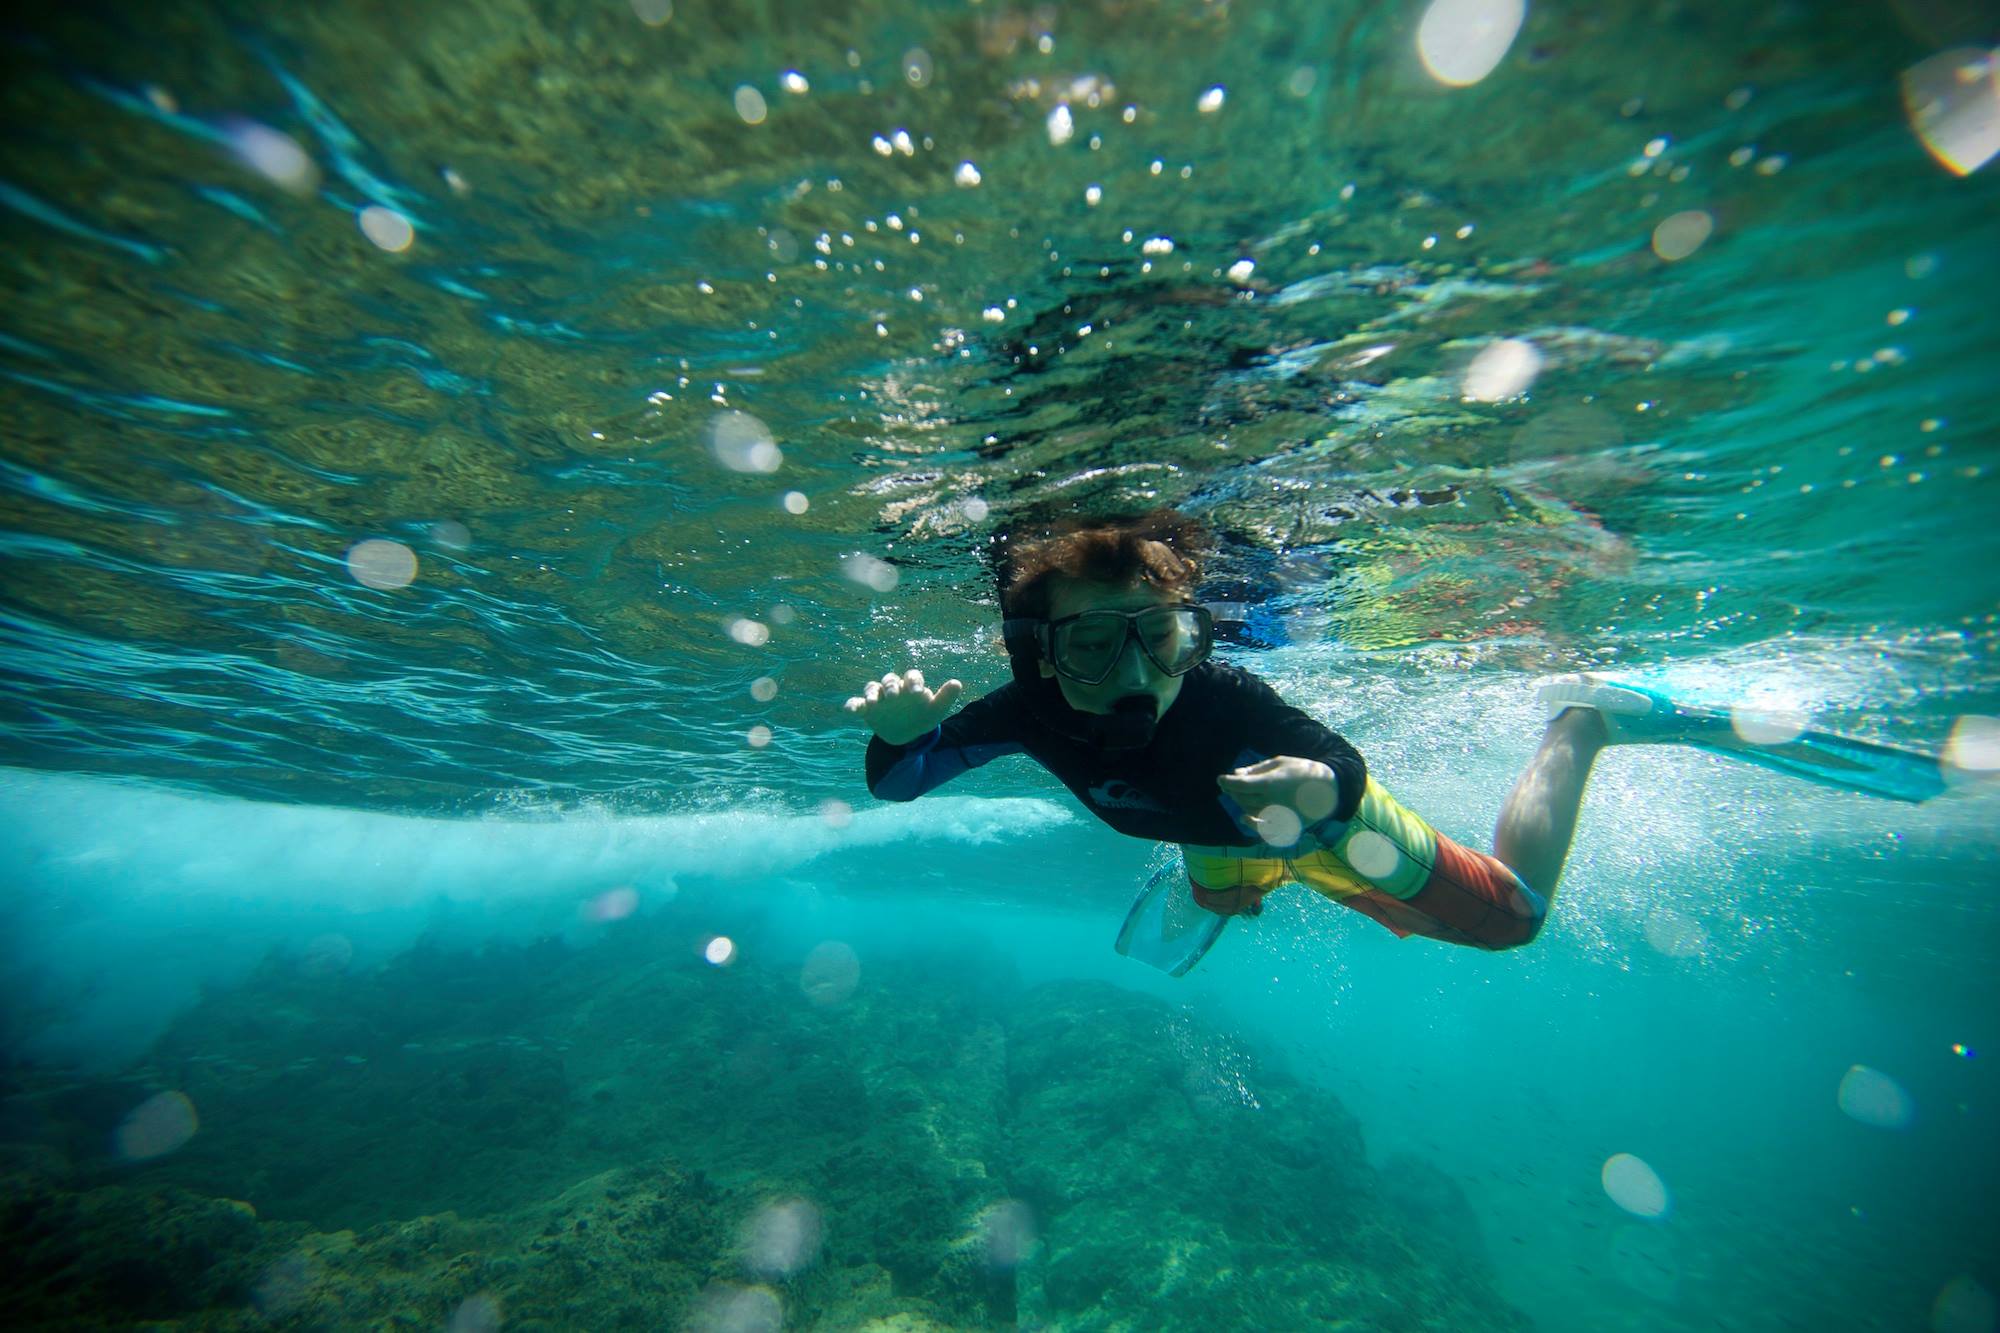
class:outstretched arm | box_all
[844,670,1025,801]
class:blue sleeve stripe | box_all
[874,737,1024,801]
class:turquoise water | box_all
[2,0,1998,1329]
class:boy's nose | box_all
[1113,639,1155,686]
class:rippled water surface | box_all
[3,0,1994,808]
[2,1,1998,1330]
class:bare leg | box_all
[1492,707,1610,900]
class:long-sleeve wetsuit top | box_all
[863,661,1367,849]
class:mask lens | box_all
[1049,606,1213,683]
[1138,607,1211,675]
[1052,613,1128,682]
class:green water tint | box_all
[0,0,1993,809]
[5,926,1533,1331]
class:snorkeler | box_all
[843,510,1946,954]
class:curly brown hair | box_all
[996,508,1212,620]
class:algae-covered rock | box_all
[1000,982,1526,1333]
[2,929,1527,1331]
[0,1171,277,1325]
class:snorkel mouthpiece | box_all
[1090,694,1159,750]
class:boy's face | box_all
[1039,577,1190,720]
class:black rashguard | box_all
[863,661,1367,849]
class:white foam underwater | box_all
[0,768,1075,1065]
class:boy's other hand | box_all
[843,669,964,746]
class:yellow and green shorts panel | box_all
[1183,777,1548,950]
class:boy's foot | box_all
[1536,674,1729,748]
[1533,672,1947,803]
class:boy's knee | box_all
[1491,882,1548,949]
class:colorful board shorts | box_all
[1182,777,1547,950]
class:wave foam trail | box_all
[0,769,1073,1066]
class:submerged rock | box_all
[2,926,1527,1330]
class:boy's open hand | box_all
[1217,756,1339,842]
[843,669,964,746]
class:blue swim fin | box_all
[1115,862,1228,976]
[1538,677,1947,804]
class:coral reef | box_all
[1,917,1527,1330]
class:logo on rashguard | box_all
[1088,780,1165,812]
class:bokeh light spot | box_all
[251,1253,320,1317]
[1464,338,1542,402]
[430,519,471,550]
[1933,1277,1997,1333]
[1417,0,1525,87]
[358,205,414,253]
[1254,804,1303,846]
[629,0,672,24]
[1730,704,1808,746]
[734,86,768,125]
[708,410,782,473]
[447,1291,504,1333]
[582,886,639,923]
[1294,779,1337,823]
[1047,104,1074,145]
[346,538,418,590]
[1346,830,1401,880]
[955,161,982,187]
[224,120,319,195]
[115,1090,199,1161]
[1901,47,2000,176]
[841,553,899,592]
[692,1282,782,1333]
[800,942,861,1006]
[750,676,778,702]
[979,1199,1039,1268]
[1643,908,1708,958]
[705,936,737,966]
[727,618,771,647]
[300,933,354,977]
[1198,85,1226,113]
[819,799,853,829]
[1944,714,2000,771]
[1651,210,1715,261]
[746,724,772,748]
[781,490,809,514]
[1601,1152,1671,1218]
[740,1198,822,1278]
[1838,1064,1914,1128]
